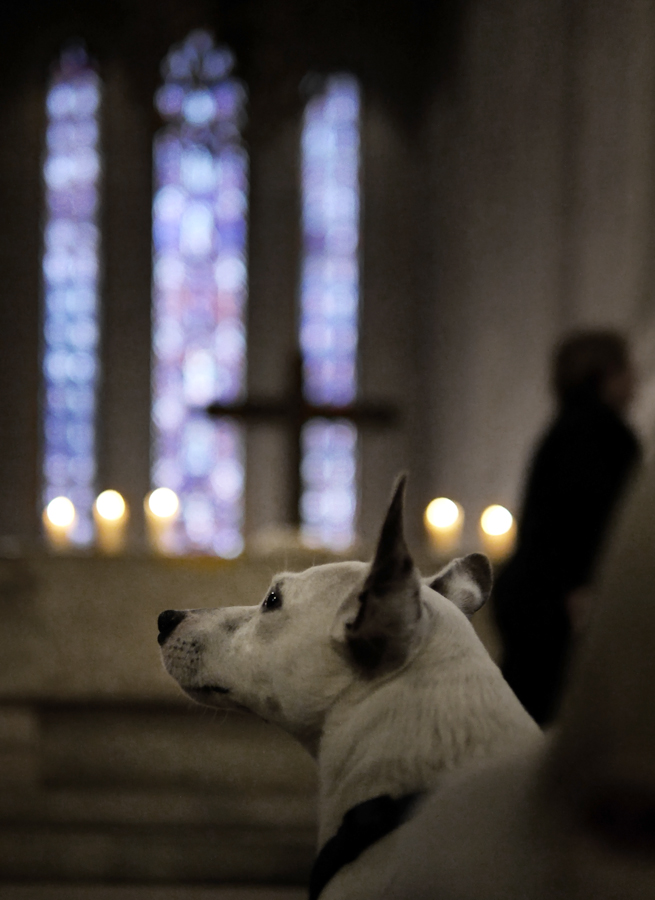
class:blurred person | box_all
[493,330,641,725]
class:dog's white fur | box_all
[160,477,540,898]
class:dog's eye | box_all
[262,589,282,612]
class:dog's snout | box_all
[158,609,187,645]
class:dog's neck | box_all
[315,610,539,845]
[316,672,445,844]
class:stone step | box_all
[0,788,315,830]
[0,702,317,796]
[0,886,306,900]
[0,821,313,883]
[38,705,317,794]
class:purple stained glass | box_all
[299,75,361,550]
[42,47,102,547]
[152,31,248,557]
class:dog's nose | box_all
[158,609,186,645]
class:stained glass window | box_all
[42,46,102,547]
[152,31,248,557]
[299,75,361,550]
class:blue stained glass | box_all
[299,75,361,551]
[42,46,102,547]
[152,31,248,557]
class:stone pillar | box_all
[425,0,567,548]
[358,99,434,549]
[562,0,655,331]
[244,115,302,538]
[0,76,45,552]
[99,62,155,549]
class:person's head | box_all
[552,330,635,414]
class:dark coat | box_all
[493,397,641,724]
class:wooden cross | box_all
[206,354,399,526]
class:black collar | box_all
[308,792,423,900]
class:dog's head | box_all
[158,475,492,751]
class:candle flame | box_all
[148,488,179,519]
[95,490,126,521]
[45,496,76,528]
[425,497,461,529]
[480,505,513,536]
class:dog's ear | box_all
[335,474,423,673]
[425,553,492,618]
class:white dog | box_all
[158,476,540,899]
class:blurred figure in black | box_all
[493,330,641,726]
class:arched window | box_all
[299,75,361,550]
[41,46,102,547]
[151,31,248,557]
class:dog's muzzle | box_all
[158,609,187,645]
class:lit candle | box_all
[43,496,76,551]
[479,504,516,563]
[94,490,128,554]
[424,497,464,558]
[144,488,179,554]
